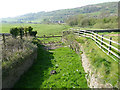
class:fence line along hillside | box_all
[36,35,62,38]
[73,29,120,62]
[0,33,11,44]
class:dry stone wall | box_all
[2,49,37,89]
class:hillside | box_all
[1,2,118,23]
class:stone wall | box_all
[2,49,37,89]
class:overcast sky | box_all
[0,0,119,18]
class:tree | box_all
[24,27,29,37]
[66,16,78,26]
[30,31,37,37]
[10,27,19,38]
[26,26,37,37]
[19,27,24,39]
[80,18,91,27]
[28,26,33,35]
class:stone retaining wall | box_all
[2,49,37,89]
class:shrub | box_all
[18,27,24,39]
[66,15,117,29]
[30,31,37,37]
[2,36,37,69]
[10,27,19,38]
[24,27,29,37]
[28,26,33,35]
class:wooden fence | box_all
[74,30,120,62]
[0,31,119,62]
[37,35,62,38]
[0,33,62,44]
[0,33,12,45]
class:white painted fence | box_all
[74,30,120,62]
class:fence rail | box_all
[0,31,120,62]
[73,30,120,62]
[37,35,62,38]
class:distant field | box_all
[1,23,70,36]
[38,37,61,43]
[72,27,106,30]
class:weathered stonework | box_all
[2,49,37,89]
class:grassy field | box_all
[72,27,107,30]
[37,37,61,44]
[98,32,120,56]
[2,23,119,88]
[1,23,70,36]
[14,43,88,88]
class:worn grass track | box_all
[14,43,88,88]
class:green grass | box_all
[98,32,119,35]
[98,32,119,43]
[1,23,70,36]
[38,37,61,43]
[104,36,119,43]
[76,37,118,88]
[93,32,120,57]
[14,44,88,88]
[93,34,120,57]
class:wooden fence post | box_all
[84,31,86,37]
[43,35,45,44]
[2,34,5,43]
[92,32,93,40]
[101,35,103,48]
[108,37,112,55]
[96,33,98,43]
[2,34,6,48]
